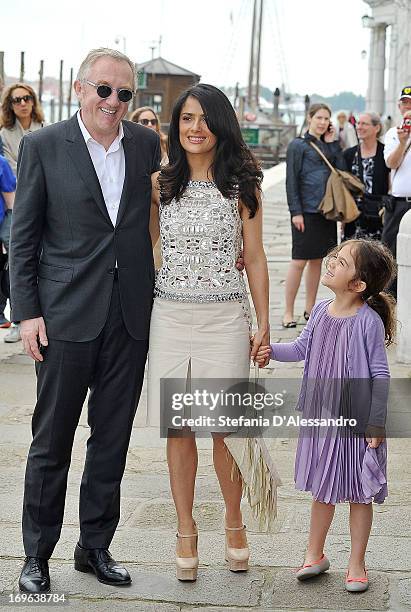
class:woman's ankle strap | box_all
[225,524,246,531]
[176,522,198,538]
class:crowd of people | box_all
[0,48,410,599]
[283,89,411,326]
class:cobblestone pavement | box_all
[0,165,410,611]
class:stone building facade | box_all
[364,0,411,118]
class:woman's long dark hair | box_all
[159,83,263,217]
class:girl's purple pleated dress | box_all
[294,307,388,504]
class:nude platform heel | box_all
[225,524,249,572]
[175,526,199,581]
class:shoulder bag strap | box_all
[356,145,364,184]
[308,141,337,174]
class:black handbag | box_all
[355,146,384,219]
[359,194,384,219]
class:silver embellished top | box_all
[155,180,248,303]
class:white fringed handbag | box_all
[224,364,282,532]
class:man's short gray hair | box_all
[76,48,136,89]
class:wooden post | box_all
[20,51,25,82]
[234,81,239,110]
[239,96,245,121]
[58,60,63,122]
[67,67,73,118]
[132,63,138,111]
[38,60,44,103]
[50,98,56,124]
[299,94,310,137]
[273,87,280,122]
[0,52,5,90]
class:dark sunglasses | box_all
[139,118,158,126]
[11,94,34,105]
[86,80,134,103]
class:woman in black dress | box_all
[283,103,343,327]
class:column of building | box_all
[366,22,387,115]
[386,23,398,118]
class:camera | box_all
[401,117,411,131]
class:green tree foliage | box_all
[219,86,365,114]
[310,91,365,113]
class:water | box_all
[41,100,79,124]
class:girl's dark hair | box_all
[329,239,397,346]
[159,83,263,217]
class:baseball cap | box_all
[399,86,411,100]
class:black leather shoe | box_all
[74,544,131,586]
[19,557,50,593]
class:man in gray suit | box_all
[10,48,160,593]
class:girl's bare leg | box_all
[304,499,335,563]
[348,502,372,578]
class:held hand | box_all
[235,249,245,272]
[20,317,48,362]
[292,214,305,232]
[366,437,384,449]
[254,344,272,366]
[250,331,270,367]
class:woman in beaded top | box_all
[147,84,271,581]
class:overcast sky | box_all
[2,0,371,96]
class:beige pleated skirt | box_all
[147,298,251,429]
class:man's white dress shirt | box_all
[77,111,125,226]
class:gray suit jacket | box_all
[10,114,160,341]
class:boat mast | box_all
[247,0,264,112]
[247,0,257,109]
[255,0,264,110]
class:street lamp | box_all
[362,15,375,28]
[114,35,126,53]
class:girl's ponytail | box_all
[367,291,396,346]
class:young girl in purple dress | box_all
[257,239,396,592]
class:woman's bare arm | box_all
[241,193,270,363]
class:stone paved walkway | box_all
[0,165,410,611]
